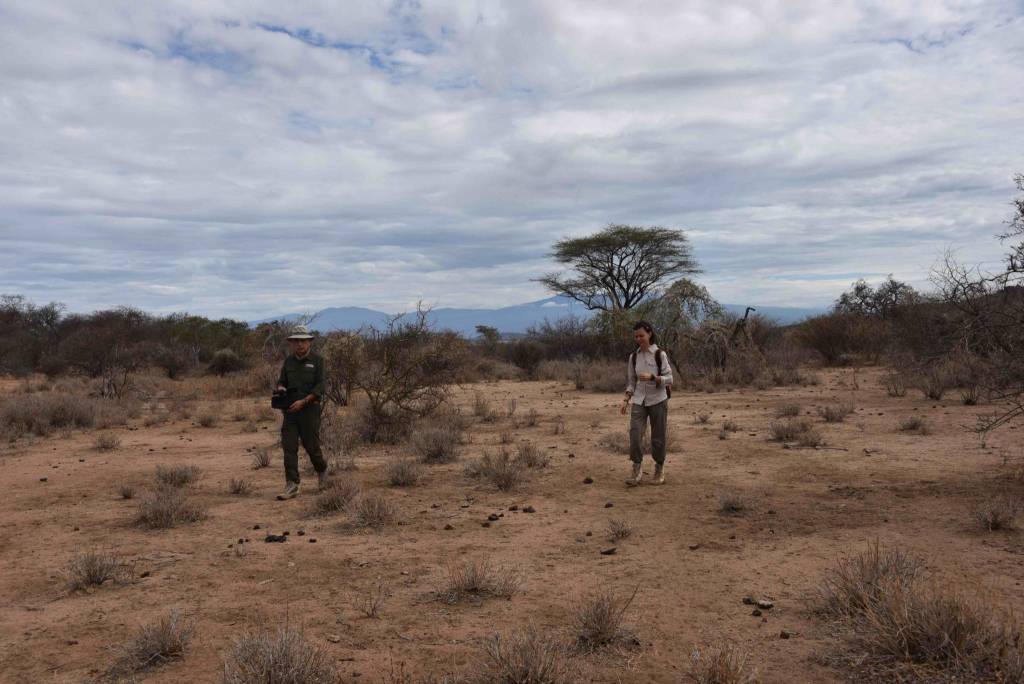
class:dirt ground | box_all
[1,368,1021,683]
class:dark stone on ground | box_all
[586,531,592,536]
[509,505,518,511]
[264,534,287,543]
[779,630,790,639]
[523,505,536,513]
[39,477,47,482]
[600,547,617,555]
[751,609,762,617]
[742,597,755,605]
[688,543,701,550]
[583,477,594,484]
[444,524,454,530]
[297,530,305,536]
[488,513,499,521]
[604,502,613,508]
[140,571,150,578]
[253,524,261,530]
[309,538,317,543]
[481,522,491,528]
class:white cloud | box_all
[0,1,1021,318]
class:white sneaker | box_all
[625,462,643,487]
[276,482,299,500]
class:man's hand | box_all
[287,399,306,413]
[637,372,654,381]
[620,399,629,415]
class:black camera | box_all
[271,390,291,410]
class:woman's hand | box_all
[637,372,654,381]
[620,399,629,415]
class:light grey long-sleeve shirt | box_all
[626,344,673,406]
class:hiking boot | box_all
[317,471,329,491]
[625,461,643,487]
[652,463,665,485]
[276,482,299,500]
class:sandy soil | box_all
[1,368,1022,683]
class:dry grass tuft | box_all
[314,478,361,516]
[109,610,194,676]
[572,587,638,651]
[608,518,633,541]
[796,428,825,447]
[898,416,931,435]
[347,493,400,528]
[695,412,711,424]
[66,550,131,590]
[768,418,812,442]
[514,442,550,469]
[197,412,219,428]
[155,464,201,487]
[524,408,540,427]
[356,580,389,618]
[93,432,121,451]
[973,496,1020,531]
[135,487,207,529]
[473,630,573,684]
[118,483,135,500]
[464,449,525,491]
[439,558,520,604]
[882,372,907,397]
[385,457,421,487]
[228,478,252,496]
[473,392,499,422]
[818,402,854,423]
[816,541,923,619]
[722,419,740,432]
[688,643,759,684]
[222,624,339,684]
[775,404,801,418]
[718,494,748,516]
[251,447,272,469]
[410,426,462,464]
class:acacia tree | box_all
[537,225,700,311]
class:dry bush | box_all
[356,581,389,619]
[438,558,519,604]
[524,408,540,427]
[898,416,931,435]
[960,385,981,405]
[818,402,853,423]
[385,457,421,487]
[473,391,499,422]
[118,483,135,499]
[318,407,362,458]
[499,429,513,444]
[515,442,550,469]
[551,418,565,435]
[314,479,361,516]
[326,455,357,474]
[881,372,907,397]
[155,464,201,487]
[410,426,462,464]
[66,550,131,590]
[695,412,711,424]
[253,405,277,422]
[688,643,759,684]
[721,418,739,432]
[222,624,339,684]
[93,432,121,450]
[586,361,626,393]
[252,446,272,469]
[464,449,525,491]
[916,363,953,400]
[796,428,825,447]
[0,393,100,440]
[768,418,812,442]
[347,493,399,528]
[109,609,194,676]
[572,587,638,651]
[717,428,729,440]
[506,398,518,418]
[718,494,748,516]
[973,496,1020,531]
[228,478,252,496]
[815,541,924,619]
[473,630,573,684]
[197,411,219,428]
[240,420,258,433]
[135,487,207,529]
[608,518,633,541]
[143,412,168,427]
[775,404,801,418]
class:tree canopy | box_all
[537,224,700,311]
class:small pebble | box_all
[779,630,790,639]
[583,477,594,484]
[523,505,535,513]
[481,522,491,528]
[39,477,47,482]
[751,609,762,617]
[604,502,614,508]
[309,538,317,543]
[600,547,617,555]
[443,524,454,530]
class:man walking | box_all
[274,325,328,500]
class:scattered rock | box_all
[751,609,762,617]
[600,547,617,555]
[443,524,454,530]
[568,453,575,458]
[728,534,736,540]
[253,524,261,530]
[742,597,755,605]
[779,630,790,639]
[523,505,536,513]
[688,543,701,550]
[309,538,317,543]
[283,531,290,536]
[481,522,491,528]
[264,534,287,543]
[297,530,305,536]
[326,634,341,643]
[237,538,244,544]
[488,513,500,521]
[583,477,594,484]
[39,477,47,482]
[140,571,150,578]
[604,502,614,508]
[757,599,774,610]
[585,531,592,537]
[509,505,518,511]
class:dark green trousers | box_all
[629,400,668,465]
[281,405,326,484]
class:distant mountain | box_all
[253,296,824,336]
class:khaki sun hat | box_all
[286,325,315,340]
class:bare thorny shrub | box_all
[135,487,207,529]
[472,630,575,684]
[108,609,194,677]
[322,308,466,443]
[688,643,760,684]
[572,586,639,651]
[66,550,132,590]
[464,449,525,491]
[815,542,1024,681]
[222,623,340,684]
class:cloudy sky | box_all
[1,1,1022,319]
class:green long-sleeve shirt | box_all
[277,352,325,401]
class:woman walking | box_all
[620,321,673,486]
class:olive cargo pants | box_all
[281,405,327,484]
[629,400,668,465]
